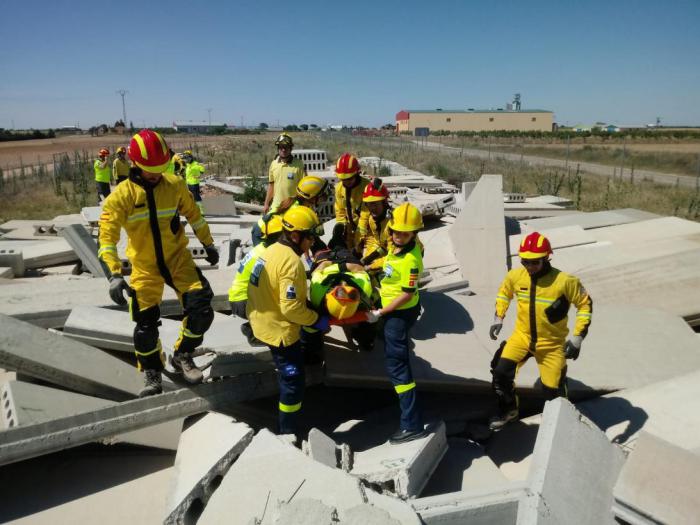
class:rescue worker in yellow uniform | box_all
[185,152,206,213]
[263,133,305,215]
[98,130,220,397]
[330,153,369,250]
[488,232,592,430]
[365,203,427,444]
[164,150,186,178]
[113,146,130,184]
[94,148,112,204]
[357,179,392,273]
[228,215,284,346]
[247,206,328,435]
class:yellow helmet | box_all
[389,203,423,232]
[262,214,284,239]
[282,205,320,233]
[325,285,360,320]
[183,150,192,156]
[275,132,293,148]
[116,146,126,154]
[297,175,328,200]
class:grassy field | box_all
[3,132,700,224]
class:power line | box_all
[116,90,129,125]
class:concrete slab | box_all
[165,413,253,524]
[518,398,625,525]
[449,175,506,295]
[265,498,337,525]
[1,380,182,449]
[60,224,108,277]
[0,267,13,278]
[612,431,700,525]
[520,208,659,231]
[199,428,420,525]
[508,225,595,257]
[306,427,340,469]
[0,247,24,276]
[0,313,144,400]
[349,421,447,499]
[21,238,79,269]
[201,194,238,215]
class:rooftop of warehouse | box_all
[402,108,553,114]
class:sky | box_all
[1,0,699,129]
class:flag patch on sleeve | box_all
[286,285,297,299]
[408,268,419,288]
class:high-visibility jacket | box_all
[185,161,205,186]
[268,157,305,212]
[94,159,111,183]
[247,239,318,347]
[98,173,213,277]
[334,177,369,233]
[380,241,423,310]
[228,242,267,302]
[112,158,130,179]
[357,209,424,271]
[495,266,592,350]
[309,263,373,309]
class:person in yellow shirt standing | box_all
[263,133,305,214]
[98,130,219,397]
[185,153,206,213]
[112,146,130,184]
[94,148,112,204]
[488,232,593,431]
[330,153,369,250]
[366,203,427,444]
[247,206,328,435]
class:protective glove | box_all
[204,244,219,265]
[564,335,583,360]
[489,315,504,340]
[365,310,382,324]
[310,315,330,332]
[109,274,133,306]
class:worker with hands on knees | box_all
[365,203,427,445]
[488,232,592,431]
[99,130,219,397]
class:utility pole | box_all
[116,89,128,125]
[206,108,212,126]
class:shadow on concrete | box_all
[576,395,649,446]
[413,292,474,340]
[485,419,541,469]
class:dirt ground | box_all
[514,142,700,153]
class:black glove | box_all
[489,316,504,340]
[109,274,133,306]
[564,335,583,360]
[204,244,219,265]
[328,223,346,249]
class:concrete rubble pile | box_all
[1,156,700,523]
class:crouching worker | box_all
[488,232,592,431]
[366,203,426,444]
[98,130,220,397]
[228,215,284,346]
[247,205,329,435]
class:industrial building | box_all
[172,121,227,133]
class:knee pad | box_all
[542,366,568,400]
[133,306,161,351]
[182,285,215,334]
[492,357,517,388]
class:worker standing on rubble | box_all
[488,232,592,431]
[98,130,219,397]
[247,205,328,436]
[228,214,285,346]
[94,148,112,204]
[366,203,427,444]
[262,133,305,215]
[113,147,130,184]
[184,151,206,213]
[330,153,369,250]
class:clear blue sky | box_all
[1,0,699,129]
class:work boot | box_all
[389,427,429,445]
[488,408,519,431]
[139,369,163,397]
[171,352,203,384]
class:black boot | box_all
[138,369,163,397]
[389,427,429,445]
[171,352,203,384]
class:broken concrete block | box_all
[1,380,182,449]
[349,421,448,499]
[518,398,625,525]
[60,223,108,277]
[0,313,144,400]
[198,428,420,525]
[21,238,79,269]
[267,498,338,525]
[0,266,13,279]
[612,431,700,525]
[343,503,402,525]
[306,427,340,468]
[165,413,253,525]
[0,247,24,276]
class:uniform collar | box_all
[393,239,416,256]
[279,236,303,255]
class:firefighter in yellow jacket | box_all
[330,153,369,250]
[488,232,592,430]
[357,178,392,272]
[98,130,219,397]
[247,205,328,435]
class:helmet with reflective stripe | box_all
[116,146,126,154]
[335,153,360,180]
[389,203,423,232]
[362,178,389,202]
[275,132,293,148]
[262,214,284,239]
[519,232,552,259]
[99,148,109,157]
[325,285,360,320]
[297,175,328,200]
[281,205,320,233]
[128,129,171,173]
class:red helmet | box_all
[362,178,389,202]
[99,148,109,157]
[128,129,171,173]
[519,232,552,259]
[335,153,360,180]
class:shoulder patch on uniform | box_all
[408,267,419,287]
[285,284,297,299]
[287,171,295,179]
